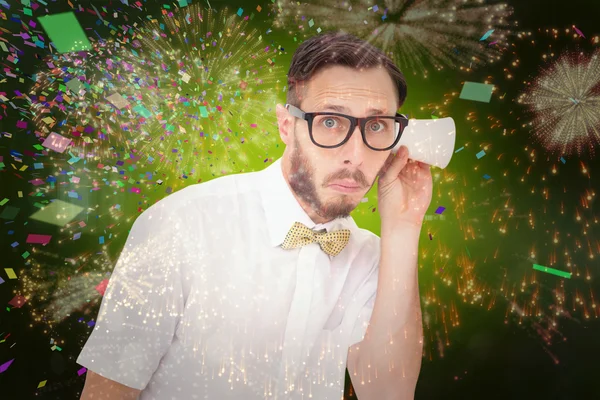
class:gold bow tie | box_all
[281,221,351,257]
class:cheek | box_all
[310,153,329,171]
[311,167,326,187]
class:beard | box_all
[287,134,374,222]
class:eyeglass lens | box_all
[310,115,401,149]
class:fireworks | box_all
[355,27,600,360]
[2,0,599,377]
[17,4,286,341]
[28,5,283,182]
[274,0,516,77]
[517,48,600,158]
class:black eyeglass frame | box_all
[285,103,409,151]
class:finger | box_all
[415,161,430,170]
[382,145,410,181]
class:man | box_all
[78,31,432,400]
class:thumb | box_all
[380,145,409,183]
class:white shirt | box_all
[77,157,381,400]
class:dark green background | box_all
[1,0,599,399]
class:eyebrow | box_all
[318,104,387,116]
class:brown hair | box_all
[286,31,407,111]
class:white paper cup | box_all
[392,117,456,169]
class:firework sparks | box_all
[517,49,600,157]
[28,5,283,182]
[274,0,516,77]
[361,27,600,358]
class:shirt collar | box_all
[259,157,358,248]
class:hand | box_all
[377,145,433,228]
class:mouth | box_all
[328,183,361,193]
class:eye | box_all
[323,117,338,128]
[367,119,389,132]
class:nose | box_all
[342,123,369,161]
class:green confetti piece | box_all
[199,106,208,117]
[38,12,91,53]
[459,82,494,103]
[533,264,572,279]
[29,199,84,226]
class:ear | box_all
[275,103,294,146]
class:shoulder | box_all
[139,169,265,226]
[339,224,381,276]
[351,226,381,272]
[351,226,380,252]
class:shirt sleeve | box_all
[76,203,185,390]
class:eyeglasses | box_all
[285,103,409,151]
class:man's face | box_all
[277,65,399,224]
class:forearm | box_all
[350,222,424,400]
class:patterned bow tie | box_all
[281,221,351,257]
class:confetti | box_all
[95,279,109,296]
[459,82,494,103]
[41,132,72,153]
[4,268,17,279]
[25,234,52,245]
[38,12,91,53]
[533,264,572,279]
[479,29,494,41]
[573,26,585,38]
[29,199,84,226]
[106,93,129,109]
[0,359,15,374]
[8,295,27,308]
